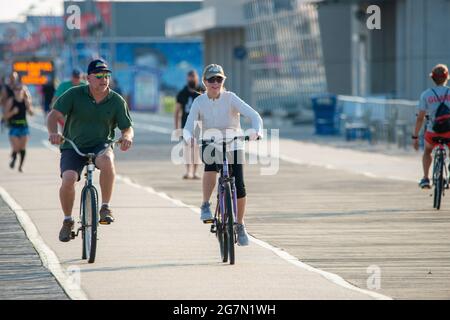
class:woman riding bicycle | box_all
[183,64,263,246]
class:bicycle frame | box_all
[430,138,450,211]
[64,137,118,242]
[432,142,449,187]
[217,141,239,229]
[84,154,96,185]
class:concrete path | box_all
[0,142,382,299]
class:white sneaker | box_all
[236,223,249,246]
[200,202,213,221]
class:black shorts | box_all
[201,145,246,199]
[60,144,106,181]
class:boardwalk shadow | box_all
[77,261,219,273]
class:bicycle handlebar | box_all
[63,137,121,158]
[200,135,261,145]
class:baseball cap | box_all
[202,64,226,80]
[430,64,449,80]
[72,69,81,78]
[87,59,112,75]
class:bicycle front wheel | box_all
[433,153,444,210]
[81,185,98,263]
[224,183,235,265]
[215,202,228,262]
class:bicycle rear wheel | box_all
[81,185,98,263]
[224,183,235,265]
[433,153,444,210]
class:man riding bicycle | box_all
[413,64,450,188]
[46,59,134,242]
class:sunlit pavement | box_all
[0,112,449,299]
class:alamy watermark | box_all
[66,5,81,30]
[65,265,81,290]
[170,125,280,176]
[366,5,381,30]
[366,265,381,290]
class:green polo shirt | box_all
[53,85,133,150]
[54,80,87,98]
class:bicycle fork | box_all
[432,147,449,194]
[210,178,238,238]
[439,147,449,190]
[72,162,96,239]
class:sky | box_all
[0,0,201,23]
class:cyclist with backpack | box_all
[413,64,450,189]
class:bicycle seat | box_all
[432,136,450,144]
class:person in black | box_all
[110,78,123,96]
[1,72,19,102]
[1,72,31,123]
[3,84,34,172]
[174,70,204,179]
[42,76,56,115]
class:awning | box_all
[165,6,245,37]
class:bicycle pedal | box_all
[70,231,76,239]
[203,219,214,224]
[210,224,217,233]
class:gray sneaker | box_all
[99,205,115,225]
[236,223,249,246]
[200,202,213,222]
[59,219,74,242]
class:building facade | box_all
[244,0,327,117]
[61,1,203,111]
[167,0,450,120]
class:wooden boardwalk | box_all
[115,144,450,300]
[0,197,68,300]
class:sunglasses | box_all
[94,73,111,79]
[206,76,224,84]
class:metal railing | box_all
[337,95,419,149]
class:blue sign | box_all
[234,46,247,60]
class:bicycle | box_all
[64,137,119,263]
[202,135,259,265]
[431,136,450,210]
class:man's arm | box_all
[174,102,182,130]
[412,110,427,150]
[182,100,199,143]
[47,109,65,145]
[119,127,134,151]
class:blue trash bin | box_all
[311,94,340,135]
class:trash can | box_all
[311,94,340,135]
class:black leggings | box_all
[202,146,246,199]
